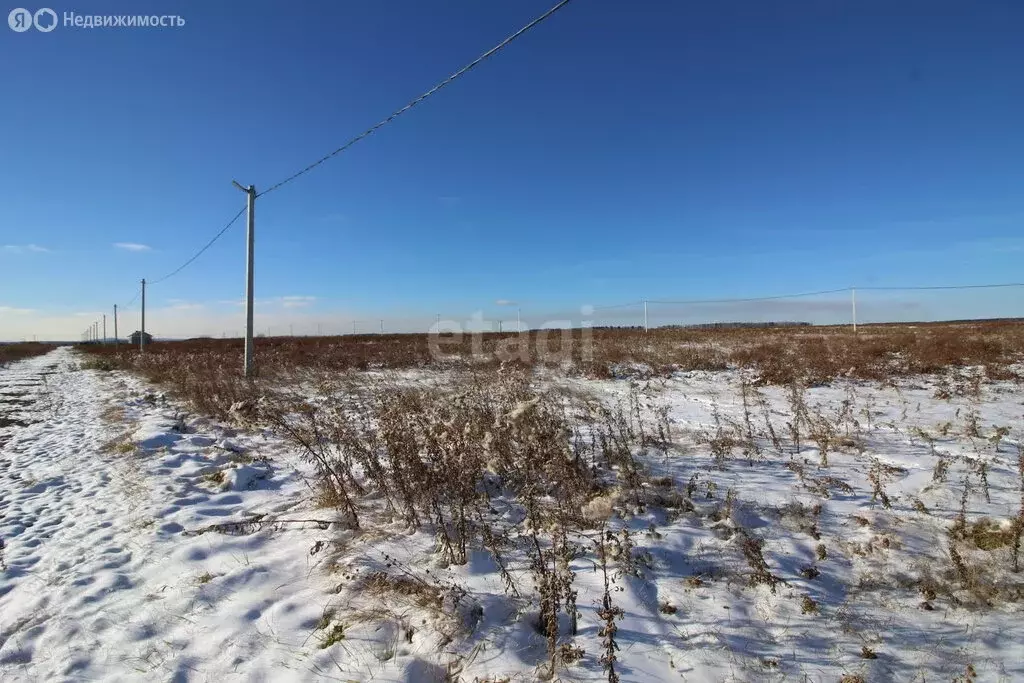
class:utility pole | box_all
[114,304,118,346]
[379,319,384,335]
[140,278,146,352]
[102,314,106,344]
[352,320,357,335]
[233,180,256,378]
[644,300,649,333]
[851,287,857,334]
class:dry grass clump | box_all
[261,367,597,550]
[0,342,56,367]
[250,366,675,679]
[968,518,1016,551]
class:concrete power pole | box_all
[140,279,146,352]
[644,300,649,333]
[851,287,857,334]
[233,181,256,378]
[102,314,106,343]
[114,305,118,346]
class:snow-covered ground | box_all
[1,348,1022,681]
[0,349,339,680]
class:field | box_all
[0,343,55,368]
[2,323,1023,681]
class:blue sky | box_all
[1,0,1023,339]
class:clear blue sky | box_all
[2,1,1023,339]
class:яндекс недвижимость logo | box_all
[8,8,183,31]
[8,7,57,32]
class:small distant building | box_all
[129,331,154,345]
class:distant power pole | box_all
[644,300,649,333]
[140,278,146,352]
[851,287,857,334]
[379,319,384,335]
[102,314,107,343]
[114,305,118,346]
[233,180,257,378]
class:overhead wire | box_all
[147,205,247,286]
[649,288,853,305]
[855,283,1024,291]
[82,0,577,335]
[256,0,576,198]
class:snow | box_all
[0,349,334,680]
[1,348,1023,681]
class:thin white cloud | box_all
[215,296,317,309]
[165,300,205,311]
[494,299,517,306]
[0,306,34,314]
[114,242,152,252]
[280,296,317,309]
[3,244,49,253]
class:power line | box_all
[256,0,576,199]
[593,301,645,311]
[856,283,1024,292]
[147,205,247,286]
[650,288,852,306]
